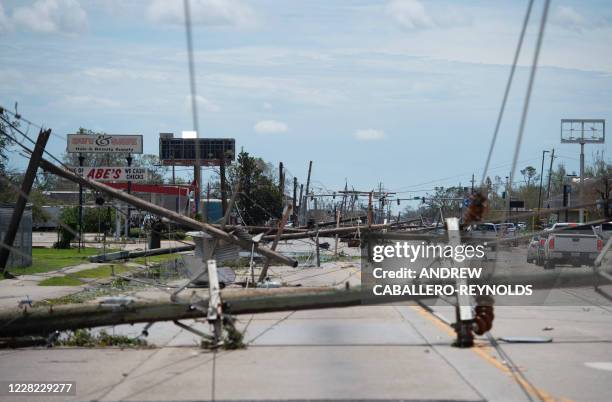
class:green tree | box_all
[228,151,282,225]
[520,166,538,187]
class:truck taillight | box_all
[549,238,554,250]
[540,239,545,247]
[597,239,603,251]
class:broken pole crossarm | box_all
[38,158,298,267]
[0,129,51,275]
[258,204,292,282]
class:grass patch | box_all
[133,253,184,265]
[9,248,116,276]
[34,278,139,306]
[56,329,149,348]
[74,264,130,279]
[38,264,130,286]
[38,276,83,286]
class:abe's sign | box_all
[72,167,148,182]
[67,134,143,154]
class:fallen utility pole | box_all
[216,225,307,234]
[88,244,195,263]
[3,266,612,337]
[304,214,368,229]
[0,129,51,277]
[0,287,364,337]
[39,158,297,267]
[261,223,390,241]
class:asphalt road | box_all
[1,246,611,401]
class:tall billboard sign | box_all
[159,134,235,166]
[67,134,143,154]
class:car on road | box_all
[527,235,545,265]
[467,223,498,247]
[595,222,612,242]
[542,223,603,269]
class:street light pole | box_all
[535,150,550,228]
[579,140,585,223]
[560,119,605,224]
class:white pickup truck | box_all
[542,223,603,269]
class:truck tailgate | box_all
[553,234,598,253]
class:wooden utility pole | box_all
[367,191,373,227]
[278,161,284,200]
[545,148,555,206]
[0,129,51,277]
[302,161,312,225]
[292,177,298,224]
[39,158,297,267]
[315,224,320,267]
[334,209,341,256]
[258,205,292,282]
[205,183,211,222]
[220,158,227,216]
[298,184,304,223]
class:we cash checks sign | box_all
[72,167,148,182]
[67,134,143,154]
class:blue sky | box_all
[1,0,610,201]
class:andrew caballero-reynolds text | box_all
[368,242,533,297]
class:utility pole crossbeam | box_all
[0,129,51,277]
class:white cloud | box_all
[354,129,385,141]
[61,95,120,108]
[84,67,168,82]
[385,0,434,30]
[254,120,288,134]
[12,0,87,34]
[551,6,588,32]
[147,0,258,29]
[0,4,12,34]
[185,94,221,112]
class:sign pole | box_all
[78,154,84,252]
[126,154,132,238]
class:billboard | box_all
[67,134,143,154]
[159,136,235,166]
[71,167,149,182]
